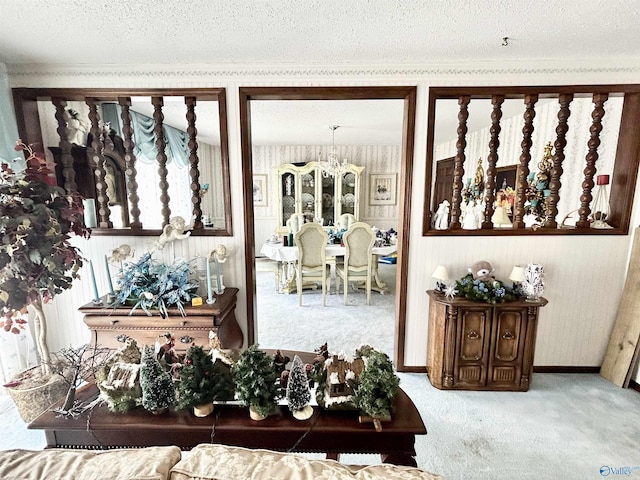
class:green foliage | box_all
[454,273,519,304]
[285,355,311,412]
[0,142,89,333]
[232,345,280,418]
[353,348,399,419]
[176,345,235,409]
[140,345,175,413]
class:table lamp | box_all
[432,265,449,294]
[509,265,525,294]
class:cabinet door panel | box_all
[488,307,527,389]
[454,307,491,387]
[494,310,523,361]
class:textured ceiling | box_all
[1,0,639,66]
[2,0,639,145]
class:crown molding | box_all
[6,58,640,81]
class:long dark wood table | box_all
[29,381,426,466]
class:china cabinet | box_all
[426,290,547,391]
[275,161,364,233]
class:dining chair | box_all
[288,213,309,234]
[337,213,356,231]
[336,222,376,305]
[294,223,331,306]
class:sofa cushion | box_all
[0,445,182,480]
[170,444,443,480]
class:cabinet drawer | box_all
[93,326,214,352]
[85,316,215,352]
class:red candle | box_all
[597,174,610,185]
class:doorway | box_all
[239,86,417,370]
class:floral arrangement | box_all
[454,273,520,304]
[113,252,198,317]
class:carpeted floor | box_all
[2,263,640,479]
[255,259,397,356]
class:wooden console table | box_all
[29,381,426,466]
[80,287,243,351]
[426,290,547,391]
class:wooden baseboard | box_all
[397,365,428,373]
[532,366,600,374]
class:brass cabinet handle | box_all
[502,331,515,340]
[467,330,479,339]
[180,335,194,344]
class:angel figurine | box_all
[155,216,191,250]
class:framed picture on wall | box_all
[253,174,268,206]
[369,173,397,206]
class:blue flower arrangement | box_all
[113,252,198,317]
[454,273,520,304]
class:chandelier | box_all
[319,125,348,178]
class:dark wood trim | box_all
[239,86,417,369]
[217,91,233,236]
[629,379,640,393]
[12,87,234,236]
[397,365,428,374]
[532,366,600,373]
[239,88,255,346]
[423,84,640,236]
[428,84,640,97]
[394,86,417,371]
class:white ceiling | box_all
[3,0,639,145]
[1,0,638,66]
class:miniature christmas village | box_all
[91,336,399,430]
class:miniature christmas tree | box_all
[286,355,313,420]
[232,345,280,420]
[140,345,175,414]
[176,345,235,416]
[353,346,399,432]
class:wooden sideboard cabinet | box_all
[80,287,243,352]
[426,290,547,391]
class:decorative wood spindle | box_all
[443,306,458,388]
[576,93,609,228]
[152,97,171,226]
[185,97,203,230]
[450,95,470,229]
[544,93,574,229]
[118,97,142,229]
[512,94,538,229]
[482,95,504,229]
[86,98,112,228]
[51,97,77,193]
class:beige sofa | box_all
[0,443,443,480]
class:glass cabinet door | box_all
[280,171,296,228]
[320,174,336,226]
[341,172,357,216]
[300,170,316,222]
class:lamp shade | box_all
[509,265,526,282]
[431,265,449,281]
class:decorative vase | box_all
[249,405,267,421]
[193,402,214,417]
[522,263,545,302]
[291,404,314,421]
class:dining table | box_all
[260,241,397,295]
